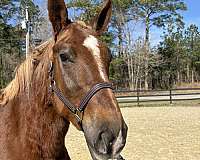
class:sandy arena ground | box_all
[65,106,200,160]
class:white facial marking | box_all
[83,35,106,81]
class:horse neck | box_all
[16,47,69,139]
[1,43,69,158]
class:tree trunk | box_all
[134,57,138,90]
[137,52,141,90]
[130,56,134,89]
[118,26,123,57]
[177,71,180,84]
[144,15,150,90]
[191,69,194,83]
[186,63,190,83]
[127,55,135,90]
[124,22,134,89]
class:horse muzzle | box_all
[84,121,128,160]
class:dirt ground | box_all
[65,106,200,160]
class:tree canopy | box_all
[2,0,200,90]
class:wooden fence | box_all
[115,88,200,105]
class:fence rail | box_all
[115,88,200,105]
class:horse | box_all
[0,0,128,159]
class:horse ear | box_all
[48,0,71,40]
[91,0,112,35]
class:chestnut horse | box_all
[0,0,127,159]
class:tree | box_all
[184,24,200,83]
[157,26,187,88]
[0,0,19,88]
[67,0,115,48]
[132,0,186,44]
[0,0,16,23]
[0,0,17,40]
[0,0,43,88]
[18,0,44,47]
[131,0,187,89]
[111,0,132,56]
[68,0,101,22]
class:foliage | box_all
[68,0,101,22]
[156,24,200,88]
[2,0,200,91]
[0,0,16,23]
[0,0,42,89]
[132,0,187,30]
[18,0,40,20]
[67,0,132,49]
[184,24,200,68]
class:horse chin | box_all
[87,145,124,160]
[83,125,127,160]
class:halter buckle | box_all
[74,110,84,131]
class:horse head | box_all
[47,0,128,159]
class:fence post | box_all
[137,89,140,106]
[169,89,172,104]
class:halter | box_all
[48,61,113,131]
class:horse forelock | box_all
[76,21,92,30]
[0,40,53,105]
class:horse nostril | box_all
[95,131,114,155]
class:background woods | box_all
[0,0,46,88]
[1,0,200,90]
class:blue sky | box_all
[182,0,200,28]
[35,0,200,46]
[150,0,200,46]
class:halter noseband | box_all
[48,61,113,131]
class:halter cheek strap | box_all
[48,61,113,131]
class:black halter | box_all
[48,62,113,131]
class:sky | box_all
[150,0,200,46]
[34,0,200,46]
[182,0,200,28]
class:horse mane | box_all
[0,22,91,106]
[0,39,53,105]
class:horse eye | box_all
[59,49,75,63]
[60,53,69,62]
